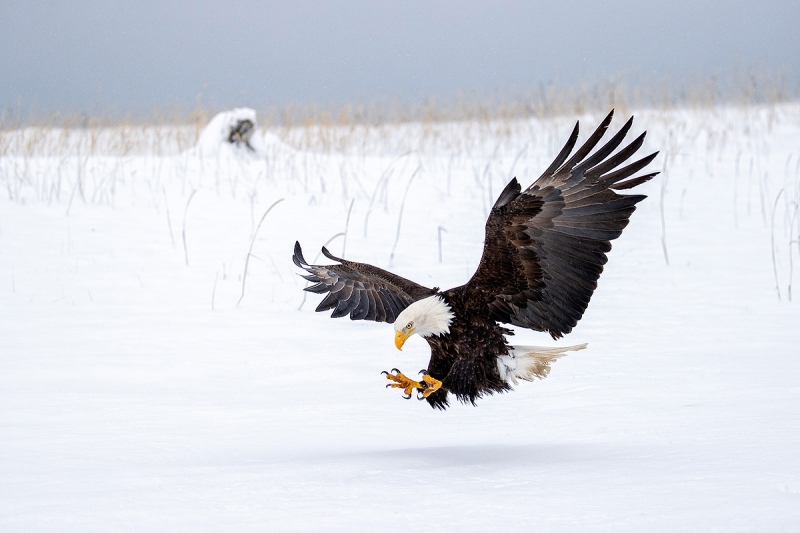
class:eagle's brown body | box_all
[293,110,658,409]
[424,287,514,408]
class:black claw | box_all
[418,369,428,375]
[381,370,389,376]
[385,383,393,389]
[402,393,412,400]
[417,391,426,401]
[391,368,400,374]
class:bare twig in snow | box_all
[438,226,447,263]
[389,164,421,267]
[660,156,670,266]
[771,189,784,301]
[162,185,175,247]
[237,197,285,307]
[787,201,798,302]
[342,198,355,258]
[182,189,197,266]
[364,150,411,238]
[211,269,219,311]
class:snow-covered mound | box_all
[194,107,288,158]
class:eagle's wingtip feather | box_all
[321,246,342,262]
[292,241,308,267]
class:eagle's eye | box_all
[406,321,413,330]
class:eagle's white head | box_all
[393,295,454,350]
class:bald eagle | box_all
[293,111,658,409]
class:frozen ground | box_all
[1,105,799,531]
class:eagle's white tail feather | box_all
[497,343,587,385]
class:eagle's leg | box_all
[418,371,443,398]
[382,369,443,400]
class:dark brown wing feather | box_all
[293,242,437,323]
[466,110,658,338]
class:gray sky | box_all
[1,0,798,116]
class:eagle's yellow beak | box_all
[395,329,413,350]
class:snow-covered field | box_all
[1,105,799,531]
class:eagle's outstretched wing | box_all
[465,110,658,338]
[293,242,437,323]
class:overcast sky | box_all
[1,0,798,116]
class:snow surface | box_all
[1,105,800,531]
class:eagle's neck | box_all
[402,295,454,337]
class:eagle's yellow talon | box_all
[383,369,442,400]
[421,374,443,397]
